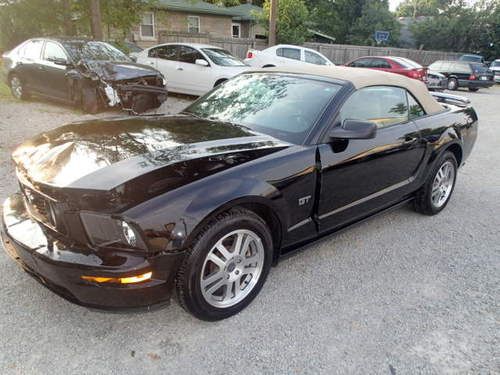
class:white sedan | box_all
[136,43,250,96]
[244,44,334,68]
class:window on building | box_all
[140,12,154,38]
[188,16,200,33]
[232,23,240,38]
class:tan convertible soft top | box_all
[260,65,444,115]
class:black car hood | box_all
[85,60,161,81]
[13,115,289,192]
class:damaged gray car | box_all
[2,38,168,114]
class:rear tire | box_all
[468,87,479,92]
[175,208,273,321]
[447,78,458,90]
[9,74,29,100]
[414,151,457,215]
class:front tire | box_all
[176,208,273,321]
[9,74,29,100]
[414,151,457,215]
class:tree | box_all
[395,0,446,17]
[348,0,401,46]
[259,0,310,44]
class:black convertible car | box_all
[1,66,477,320]
[2,38,167,113]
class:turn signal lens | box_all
[81,271,152,284]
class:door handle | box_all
[403,137,418,145]
[176,67,184,71]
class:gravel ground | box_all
[0,89,499,374]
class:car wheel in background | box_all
[262,64,276,68]
[9,75,29,100]
[414,151,457,215]
[468,87,479,92]
[176,208,273,321]
[447,78,458,90]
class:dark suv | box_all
[428,60,494,91]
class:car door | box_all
[369,58,392,72]
[143,45,179,92]
[316,86,425,232]
[40,41,71,100]
[17,39,45,93]
[176,45,212,95]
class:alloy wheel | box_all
[200,229,264,308]
[10,76,23,99]
[431,160,455,208]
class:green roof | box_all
[227,3,263,21]
[157,0,239,16]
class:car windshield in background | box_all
[63,41,131,62]
[392,57,422,69]
[201,48,247,67]
[184,73,341,144]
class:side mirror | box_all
[195,59,209,67]
[52,57,70,66]
[329,119,377,140]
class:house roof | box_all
[227,3,263,21]
[156,0,239,17]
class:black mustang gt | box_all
[1,66,477,320]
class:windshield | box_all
[184,73,342,144]
[202,48,247,67]
[63,41,131,62]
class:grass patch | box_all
[0,58,12,99]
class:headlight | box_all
[80,212,147,250]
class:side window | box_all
[149,45,177,60]
[304,50,327,65]
[178,45,204,64]
[43,42,67,61]
[338,86,409,128]
[350,58,372,68]
[276,47,300,60]
[372,58,391,68]
[23,40,44,60]
[407,92,426,119]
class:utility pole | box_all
[269,0,278,46]
[90,0,103,40]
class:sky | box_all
[389,0,403,12]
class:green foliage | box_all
[348,0,400,46]
[395,0,447,17]
[411,0,500,58]
[0,0,155,51]
[259,0,310,44]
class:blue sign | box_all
[374,30,390,43]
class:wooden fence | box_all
[158,31,461,65]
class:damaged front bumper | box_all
[102,81,168,113]
[1,193,185,310]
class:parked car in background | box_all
[2,38,167,113]
[1,66,477,320]
[136,43,249,96]
[428,60,494,91]
[459,54,486,65]
[489,59,500,83]
[244,44,334,68]
[345,56,428,82]
[426,70,448,91]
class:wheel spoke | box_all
[233,279,242,298]
[205,278,226,295]
[214,242,232,261]
[233,232,244,255]
[222,283,233,302]
[201,271,225,289]
[207,252,226,269]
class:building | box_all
[131,0,265,47]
